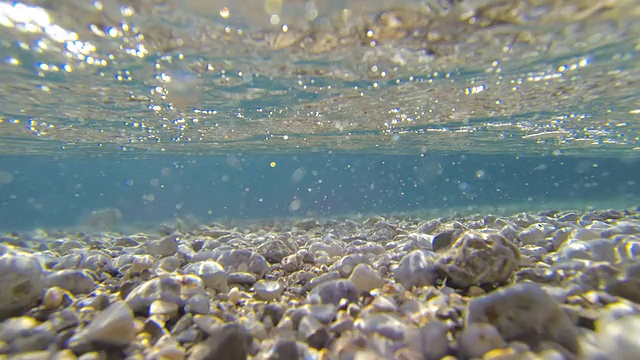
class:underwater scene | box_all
[1,0,640,359]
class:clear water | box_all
[0,0,639,231]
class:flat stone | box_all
[228,272,257,286]
[145,233,180,257]
[45,269,95,295]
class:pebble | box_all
[406,320,450,360]
[45,269,96,295]
[0,252,45,320]
[253,280,284,302]
[308,279,359,305]
[187,323,252,360]
[392,250,438,289]
[256,238,297,263]
[228,272,257,286]
[185,293,210,314]
[68,301,136,349]
[145,233,180,257]
[457,323,507,359]
[216,250,270,279]
[355,313,407,340]
[183,261,229,292]
[348,263,385,292]
[124,277,182,314]
[298,315,330,349]
[332,254,371,277]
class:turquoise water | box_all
[0,0,639,231]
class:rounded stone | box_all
[392,250,438,289]
[183,261,229,292]
[253,280,284,302]
[215,250,270,279]
[349,263,385,292]
[457,323,507,359]
[0,253,45,320]
[308,279,359,305]
[45,269,95,295]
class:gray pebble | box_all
[0,253,45,320]
[392,250,438,289]
[457,323,507,359]
[68,301,136,348]
[349,263,385,292]
[145,233,180,257]
[185,293,210,314]
[405,320,450,360]
[216,250,270,279]
[45,269,95,295]
[187,323,252,360]
[183,261,229,292]
[253,280,284,302]
[124,276,182,313]
[308,279,359,305]
[331,254,370,278]
[298,315,330,349]
[256,238,297,263]
[228,272,257,286]
[355,313,407,340]
[304,271,340,291]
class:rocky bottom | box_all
[1,207,640,360]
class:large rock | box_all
[465,282,579,354]
[437,231,520,288]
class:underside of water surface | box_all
[0,0,638,157]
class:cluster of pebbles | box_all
[1,208,640,360]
